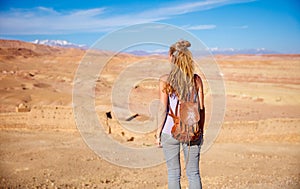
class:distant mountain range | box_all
[208,47,280,55]
[126,50,167,56]
[30,39,280,55]
[31,39,88,49]
[127,47,280,56]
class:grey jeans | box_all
[161,133,202,189]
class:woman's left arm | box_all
[196,75,204,110]
[195,75,205,132]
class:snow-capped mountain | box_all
[31,39,88,49]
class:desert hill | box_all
[0,40,85,112]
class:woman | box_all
[156,40,205,189]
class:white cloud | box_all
[183,24,216,30]
[0,0,255,35]
[70,8,106,17]
[233,25,249,29]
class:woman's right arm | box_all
[156,75,168,147]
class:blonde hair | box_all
[164,40,195,100]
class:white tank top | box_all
[162,94,179,135]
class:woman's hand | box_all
[155,135,162,148]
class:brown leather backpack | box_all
[168,75,202,143]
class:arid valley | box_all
[0,40,299,188]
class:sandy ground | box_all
[0,40,299,188]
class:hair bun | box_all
[175,40,191,51]
[181,40,191,48]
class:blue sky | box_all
[0,0,299,53]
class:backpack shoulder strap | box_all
[168,96,179,117]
